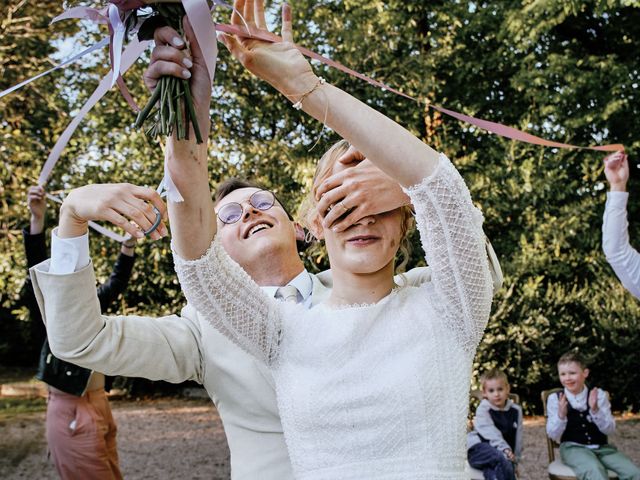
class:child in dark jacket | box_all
[468,369,523,480]
[546,352,640,480]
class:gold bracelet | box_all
[292,77,326,110]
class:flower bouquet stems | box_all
[133,1,204,143]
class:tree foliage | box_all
[1,0,639,412]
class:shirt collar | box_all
[564,385,588,407]
[261,269,313,300]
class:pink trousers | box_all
[46,387,122,480]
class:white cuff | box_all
[606,191,629,209]
[50,228,90,274]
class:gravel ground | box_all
[1,397,638,479]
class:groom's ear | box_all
[294,220,324,242]
[294,223,306,242]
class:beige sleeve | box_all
[30,260,204,384]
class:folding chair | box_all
[541,389,618,479]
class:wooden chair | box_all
[468,390,520,480]
[541,389,618,479]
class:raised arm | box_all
[222,0,491,346]
[602,152,640,299]
[96,242,136,311]
[219,0,439,188]
[23,185,49,349]
[35,184,202,383]
[144,22,217,260]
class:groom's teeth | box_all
[249,224,270,236]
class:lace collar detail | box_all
[315,284,405,311]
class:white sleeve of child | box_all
[590,389,616,435]
[546,393,567,443]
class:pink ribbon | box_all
[215,23,624,153]
[183,0,219,83]
[52,6,109,24]
[0,38,109,99]
[39,39,151,186]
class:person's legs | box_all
[86,389,122,480]
[560,443,608,480]
[595,445,640,480]
[468,442,515,480]
[46,387,120,480]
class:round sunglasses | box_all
[216,189,277,224]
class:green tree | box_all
[1,0,639,411]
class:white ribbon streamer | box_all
[108,5,126,88]
[0,38,109,99]
[39,38,151,186]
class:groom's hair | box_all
[214,178,263,202]
[214,177,294,221]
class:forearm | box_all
[32,261,202,382]
[592,391,616,435]
[166,122,217,260]
[546,397,567,442]
[602,192,640,298]
[30,215,45,235]
[294,81,439,187]
[173,236,282,365]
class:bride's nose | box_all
[354,215,376,226]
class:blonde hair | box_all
[558,351,588,370]
[480,369,509,390]
[297,139,414,273]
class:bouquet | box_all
[132,2,204,143]
[77,0,204,143]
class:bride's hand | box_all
[59,184,168,240]
[219,0,318,98]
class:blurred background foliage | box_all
[1,0,639,412]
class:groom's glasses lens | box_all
[217,190,276,224]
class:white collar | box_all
[564,385,588,408]
[261,269,313,300]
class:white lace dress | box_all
[174,154,493,479]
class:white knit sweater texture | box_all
[174,153,494,479]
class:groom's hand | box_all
[59,184,168,241]
[315,149,411,232]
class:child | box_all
[467,369,523,480]
[546,352,640,480]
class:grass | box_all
[0,397,47,420]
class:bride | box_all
[166,1,494,477]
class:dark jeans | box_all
[468,442,516,480]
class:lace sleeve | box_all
[404,153,493,352]
[172,236,282,365]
